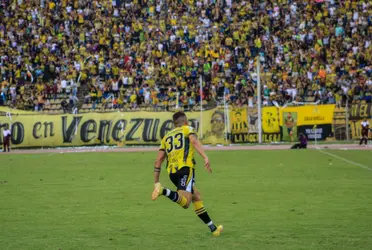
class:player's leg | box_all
[153,185,191,208]
[360,133,366,145]
[6,138,10,152]
[192,187,223,235]
[153,168,193,208]
[177,190,192,208]
[288,128,293,142]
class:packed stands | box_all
[0,0,371,113]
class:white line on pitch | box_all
[317,149,372,171]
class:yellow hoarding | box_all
[279,105,335,126]
[0,109,226,148]
[262,107,280,133]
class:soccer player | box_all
[359,118,369,146]
[151,111,223,236]
[2,125,11,152]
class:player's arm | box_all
[189,134,212,173]
[154,150,166,184]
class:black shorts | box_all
[362,129,368,137]
[169,167,195,193]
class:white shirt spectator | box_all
[361,121,369,128]
[123,76,128,85]
[323,37,329,46]
[285,14,291,25]
[225,8,231,17]
[113,8,119,17]
[31,9,38,20]
[307,71,313,81]
[112,81,119,91]
[10,86,16,95]
[202,18,210,28]
[273,5,280,18]
[61,80,67,89]
[74,62,81,71]
[225,0,232,8]
[156,3,161,12]
[365,40,370,49]
[170,34,176,43]
[286,88,297,100]
[248,97,254,108]
[290,3,297,15]
[3,129,11,137]
[158,43,163,52]
[329,6,335,16]
[342,86,349,95]
[145,90,150,103]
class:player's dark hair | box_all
[173,111,187,127]
[235,112,241,116]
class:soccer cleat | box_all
[152,182,164,201]
[212,225,224,236]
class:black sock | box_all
[162,188,179,202]
[196,208,217,232]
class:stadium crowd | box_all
[0,0,371,112]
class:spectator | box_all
[61,99,68,114]
[2,125,11,152]
[291,133,308,149]
[0,0,370,113]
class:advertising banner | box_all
[230,107,281,143]
[262,107,280,134]
[280,105,335,141]
[297,125,333,140]
[279,105,335,126]
[0,109,226,148]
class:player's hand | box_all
[204,157,212,174]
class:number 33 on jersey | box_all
[159,125,197,174]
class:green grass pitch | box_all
[0,149,371,250]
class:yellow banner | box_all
[262,107,280,133]
[229,107,281,143]
[0,109,226,148]
[279,105,335,126]
[349,103,372,120]
[347,103,372,140]
[230,108,249,134]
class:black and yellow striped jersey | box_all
[160,125,196,174]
